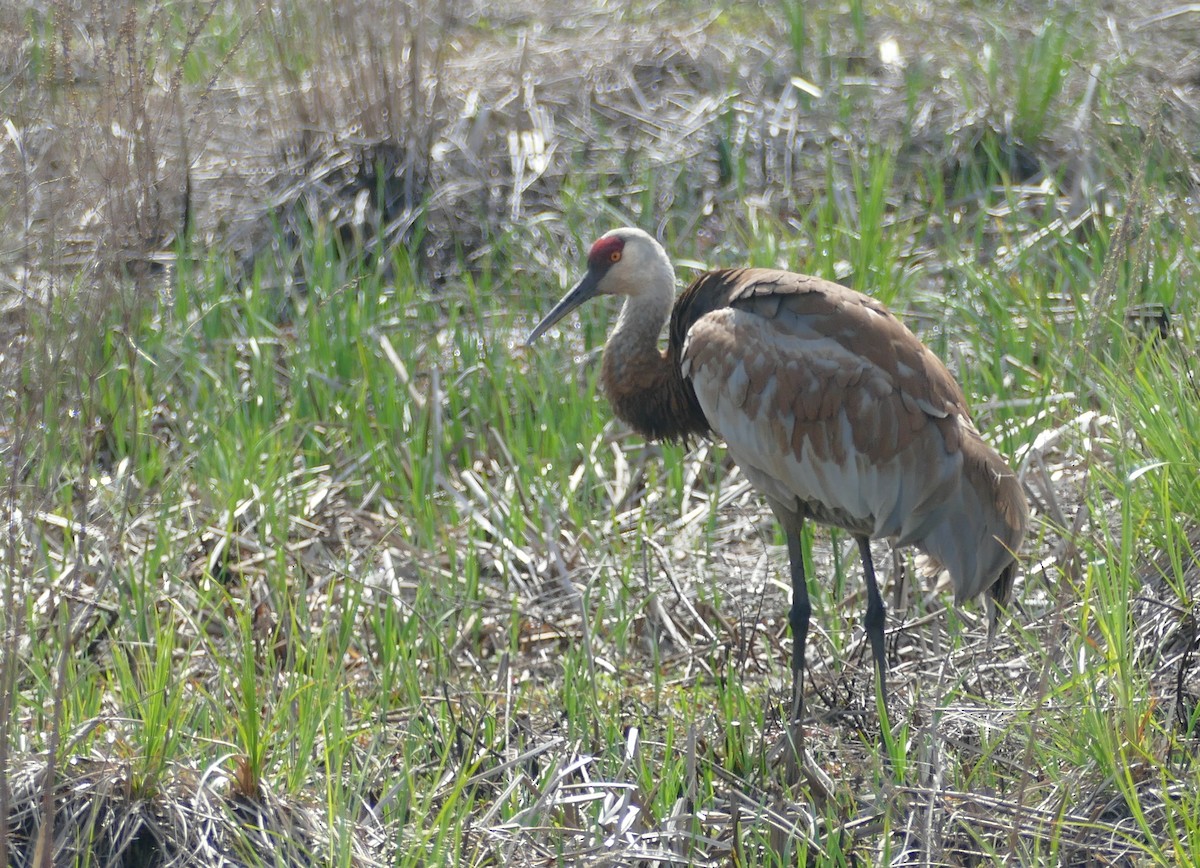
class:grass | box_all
[2,0,1200,864]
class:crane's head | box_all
[526,227,673,344]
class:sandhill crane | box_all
[526,227,1028,760]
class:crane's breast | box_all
[680,305,964,539]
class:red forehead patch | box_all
[587,234,625,267]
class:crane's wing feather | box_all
[678,268,971,541]
[674,267,1025,609]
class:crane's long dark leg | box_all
[786,526,811,738]
[856,535,888,713]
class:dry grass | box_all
[2,0,1200,865]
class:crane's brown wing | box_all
[676,268,974,540]
[676,267,1026,608]
[677,268,973,454]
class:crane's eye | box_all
[610,251,622,263]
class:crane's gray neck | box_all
[599,247,709,443]
[607,239,676,355]
[611,289,672,352]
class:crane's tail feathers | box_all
[985,559,1019,640]
[917,549,1018,642]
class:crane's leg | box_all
[856,535,889,713]
[786,527,811,739]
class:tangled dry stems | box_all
[2,0,1199,864]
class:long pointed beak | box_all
[525,271,601,345]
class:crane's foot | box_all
[769,723,802,785]
[783,667,805,784]
[766,672,833,799]
[769,725,833,800]
[775,717,803,787]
